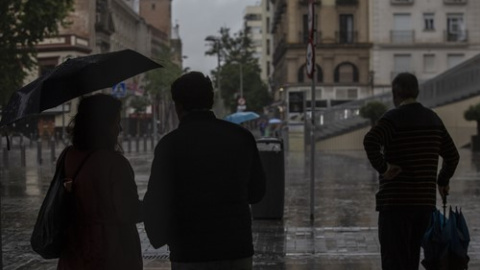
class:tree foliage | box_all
[359,100,388,127]
[144,44,183,99]
[0,0,74,107]
[205,27,271,114]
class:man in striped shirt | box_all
[363,72,459,270]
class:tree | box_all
[205,27,271,114]
[359,101,388,127]
[144,44,183,133]
[0,0,74,107]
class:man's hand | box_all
[383,164,402,180]
[438,185,450,202]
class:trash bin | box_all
[252,137,285,219]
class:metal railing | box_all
[444,0,467,4]
[391,0,414,4]
[390,30,415,43]
[444,30,468,42]
[313,54,480,140]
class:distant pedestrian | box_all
[259,119,267,136]
[143,71,266,270]
[57,94,143,270]
[363,72,459,270]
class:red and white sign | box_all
[306,41,315,79]
[238,97,246,105]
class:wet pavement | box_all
[1,133,480,269]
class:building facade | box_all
[270,0,371,124]
[370,0,480,93]
[30,0,176,138]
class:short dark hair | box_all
[68,94,122,151]
[171,71,214,111]
[392,72,419,99]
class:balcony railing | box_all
[391,0,413,4]
[390,30,415,43]
[335,31,358,44]
[444,30,468,42]
[336,0,358,5]
[444,0,466,4]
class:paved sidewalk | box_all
[1,135,479,269]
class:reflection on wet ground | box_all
[1,138,479,269]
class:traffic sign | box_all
[238,97,246,105]
[306,41,315,79]
[112,82,127,98]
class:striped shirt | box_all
[363,102,459,211]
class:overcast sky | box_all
[172,0,260,75]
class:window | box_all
[392,14,413,42]
[424,13,435,30]
[303,14,319,43]
[394,55,411,72]
[447,54,464,69]
[393,54,412,79]
[334,62,359,83]
[266,39,270,55]
[423,54,435,72]
[447,14,466,41]
[339,14,354,43]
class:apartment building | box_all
[370,0,480,93]
[30,0,175,138]
[270,0,371,123]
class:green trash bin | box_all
[252,137,285,219]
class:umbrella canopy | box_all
[268,118,282,124]
[422,207,470,270]
[0,49,162,127]
[224,111,260,124]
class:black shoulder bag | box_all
[31,147,94,259]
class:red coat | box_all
[57,148,142,270]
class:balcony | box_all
[391,0,414,4]
[390,30,415,43]
[444,30,468,42]
[444,0,466,4]
[336,31,358,44]
[336,0,358,5]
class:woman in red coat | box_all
[57,94,143,270]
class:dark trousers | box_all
[378,210,432,270]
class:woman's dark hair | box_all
[171,71,214,111]
[68,94,122,151]
[392,72,419,99]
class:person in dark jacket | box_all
[363,73,460,270]
[57,94,142,270]
[143,71,266,269]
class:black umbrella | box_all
[0,49,162,127]
[422,199,470,270]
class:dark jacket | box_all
[363,102,459,211]
[144,111,266,262]
[57,148,143,270]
